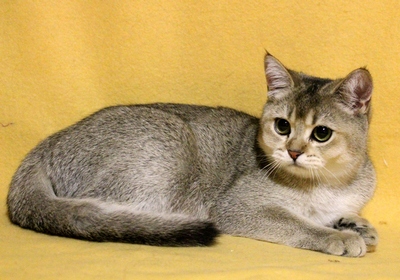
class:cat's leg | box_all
[332,215,378,252]
[213,205,367,257]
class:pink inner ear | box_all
[265,55,292,91]
[344,69,373,113]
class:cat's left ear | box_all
[336,68,373,115]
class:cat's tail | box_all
[7,163,219,246]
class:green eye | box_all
[274,118,291,135]
[312,126,332,142]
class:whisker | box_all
[309,168,315,187]
[314,168,324,187]
[257,159,275,175]
[321,166,344,186]
[310,167,320,188]
[263,160,282,181]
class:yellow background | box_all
[1,1,399,279]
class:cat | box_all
[7,53,378,257]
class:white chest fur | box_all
[284,186,362,227]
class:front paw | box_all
[333,216,378,252]
[324,230,366,257]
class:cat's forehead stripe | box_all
[289,107,296,123]
[305,110,315,126]
[312,113,318,126]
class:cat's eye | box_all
[312,126,332,142]
[274,118,291,135]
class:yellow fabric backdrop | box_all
[1,1,399,279]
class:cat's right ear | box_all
[265,53,294,99]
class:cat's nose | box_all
[288,150,303,160]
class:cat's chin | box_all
[281,163,353,186]
[282,164,315,178]
[282,163,329,181]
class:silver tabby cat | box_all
[7,54,378,257]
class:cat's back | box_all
[87,104,260,170]
[74,103,260,147]
[24,103,260,199]
[31,103,259,167]
[71,103,257,131]
[42,103,256,143]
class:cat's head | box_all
[259,53,373,184]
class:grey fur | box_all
[7,54,378,256]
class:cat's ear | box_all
[265,53,294,99]
[335,68,373,115]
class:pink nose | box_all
[288,150,302,160]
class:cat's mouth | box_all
[283,161,322,178]
[290,160,301,166]
[288,162,307,169]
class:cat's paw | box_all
[333,216,378,252]
[323,230,366,257]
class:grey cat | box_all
[7,53,378,257]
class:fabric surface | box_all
[1,1,399,279]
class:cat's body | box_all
[7,54,378,257]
